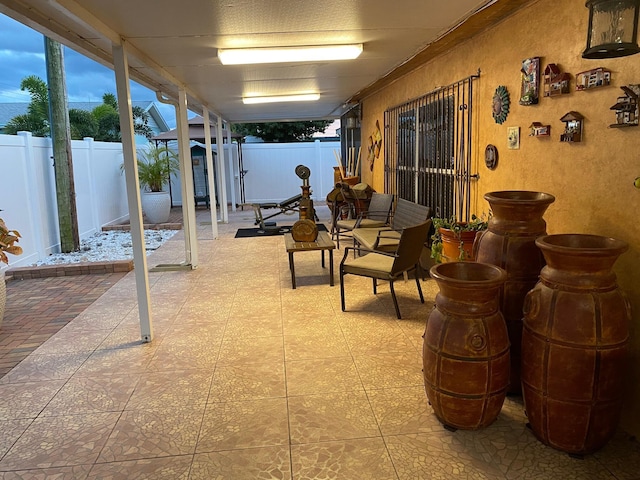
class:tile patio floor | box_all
[0,203,639,479]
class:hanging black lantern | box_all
[583,0,640,59]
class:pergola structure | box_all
[0,0,529,342]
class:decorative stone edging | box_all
[6,260,133,281]
[102,223,182,231]
[4,222,180,281]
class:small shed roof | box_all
[152,116,243,143]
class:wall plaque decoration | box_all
[492,86,510,124]
[507,127,520,149]
[367,120,383,171]
[543,64,571,97]
[610,85,639,128]
[485,144,498,170]
[520,57,540,105]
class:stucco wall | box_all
[361,0,640,435]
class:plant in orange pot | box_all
[1,213,23,328]
[430,214,488,263]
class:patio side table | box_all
[284,231,335,289]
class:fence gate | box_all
[384,72,480,221]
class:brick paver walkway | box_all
[0,206,188,379]
[0,273,126,378]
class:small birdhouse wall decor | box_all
[560,111,584,142]
[529,122,551,137]
[543,64,571,97]
[610,85,640,128]
[576,67,611,91]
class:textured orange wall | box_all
[361,0,640,435]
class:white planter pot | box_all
[141,191,171,224]
[0,271,6,330]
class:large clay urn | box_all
[423,262,509,430]
[522,234,630,455]
[474,190,555,394]
[0,270,5,330]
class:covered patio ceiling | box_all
[0,0,527,124]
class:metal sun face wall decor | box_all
[492,86,510,124]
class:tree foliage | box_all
[4,75,49,136]
[68,108,98,139]
[3,77,153,142]
[90,93,153,142]
[135,145,180,192]
[232,120,333,142]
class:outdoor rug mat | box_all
[235,223,328,238]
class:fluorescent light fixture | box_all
[219,44,363,65]
[243,93,320,105]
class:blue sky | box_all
[0,13,178,128]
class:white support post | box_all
[84,137,101,234]
[176,89,199,268]
[216,118,229,223]
[112,41,153,342]
[202,108,219,239]
[225,124,237,212]
[314,139,322,201]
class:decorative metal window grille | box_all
[384,72,480,221]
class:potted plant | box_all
[127,145,180,224]
[1,213,23,328]
[430,214,488,263]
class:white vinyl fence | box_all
[1,132,128,271]
[240,141,340,205]
[0,133,342,271]
[169,140,340,208]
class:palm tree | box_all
[4,77,153,141]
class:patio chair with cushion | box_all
[339,220,431,319]
[333,191,394,248]
[351,198,434,253]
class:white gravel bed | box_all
[34,230,178,266]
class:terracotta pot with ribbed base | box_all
[522,234,630,455]
[423,262,509,430]
[0,271,6,330]
[474,190,555,394]
[439,228,480,262]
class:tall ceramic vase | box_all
[423,262,509,430]
[522,234,630,455]
[474,190,555,394]
[141,191,171,224]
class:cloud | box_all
[0,13,177,128]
